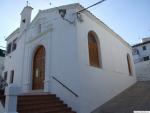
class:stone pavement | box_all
[92,81,150,113]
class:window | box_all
[127,54,133,75]
[88,31,101,68]
[137,50,139,54]
[142,46,146,50]
[38,24,42,33]
[6,38,17,54]
[0,49,5,57]
[4,71,7,81]
[22,19,26,23]
[6,43,12,54]
[132,48,139,55]
[143,56,149,61]
[10,70,14,84]
[12,39,17,51]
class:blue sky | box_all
[0,0,150,49]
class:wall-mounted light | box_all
[59,9,66,18]
[58,9,74,24]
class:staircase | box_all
[17,93,76,113]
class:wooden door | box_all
[32,46,45,90]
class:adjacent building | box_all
[0,49,5,113]
[2,3,136,113]
[132,37,150,81]
[0,49,5,77]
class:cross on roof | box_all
[26,1,29,6]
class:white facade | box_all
[3,3,136,113]
[134,60,150,81]
[132,37,150,63]
[132,37,150,81]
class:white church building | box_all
[2,3,137,113]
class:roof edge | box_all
[5,28,20,41]
[132,40,150,47]
[76,4,131,49]
[5,3,131,49]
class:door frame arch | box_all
[32,45,46,90]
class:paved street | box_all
[0,103,4,113]
[93,81,150,113]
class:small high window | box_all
[22,19,26,23]
[88,31,102,68]
[142,46,146,50]
[10,70,14,84]
[127,54,133,75]
[137,50,139,54]
[38,24,42,33]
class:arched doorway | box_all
[127,54,133,75]
[32,45,45,90]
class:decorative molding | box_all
[26,27,53,44]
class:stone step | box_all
[18,107,73,113]
[18,94,56,100]
[18,103,68,111]
[18,98,63,106]
[17,93,76,113]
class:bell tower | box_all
[20,3,33,33]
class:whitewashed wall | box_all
[137,43,150,57]
[4,30,22,86]
[133,42,150,81]
[133,43,150,61]
[48,7,81,112]
[76,12,137,113]
[135,60,150,81]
